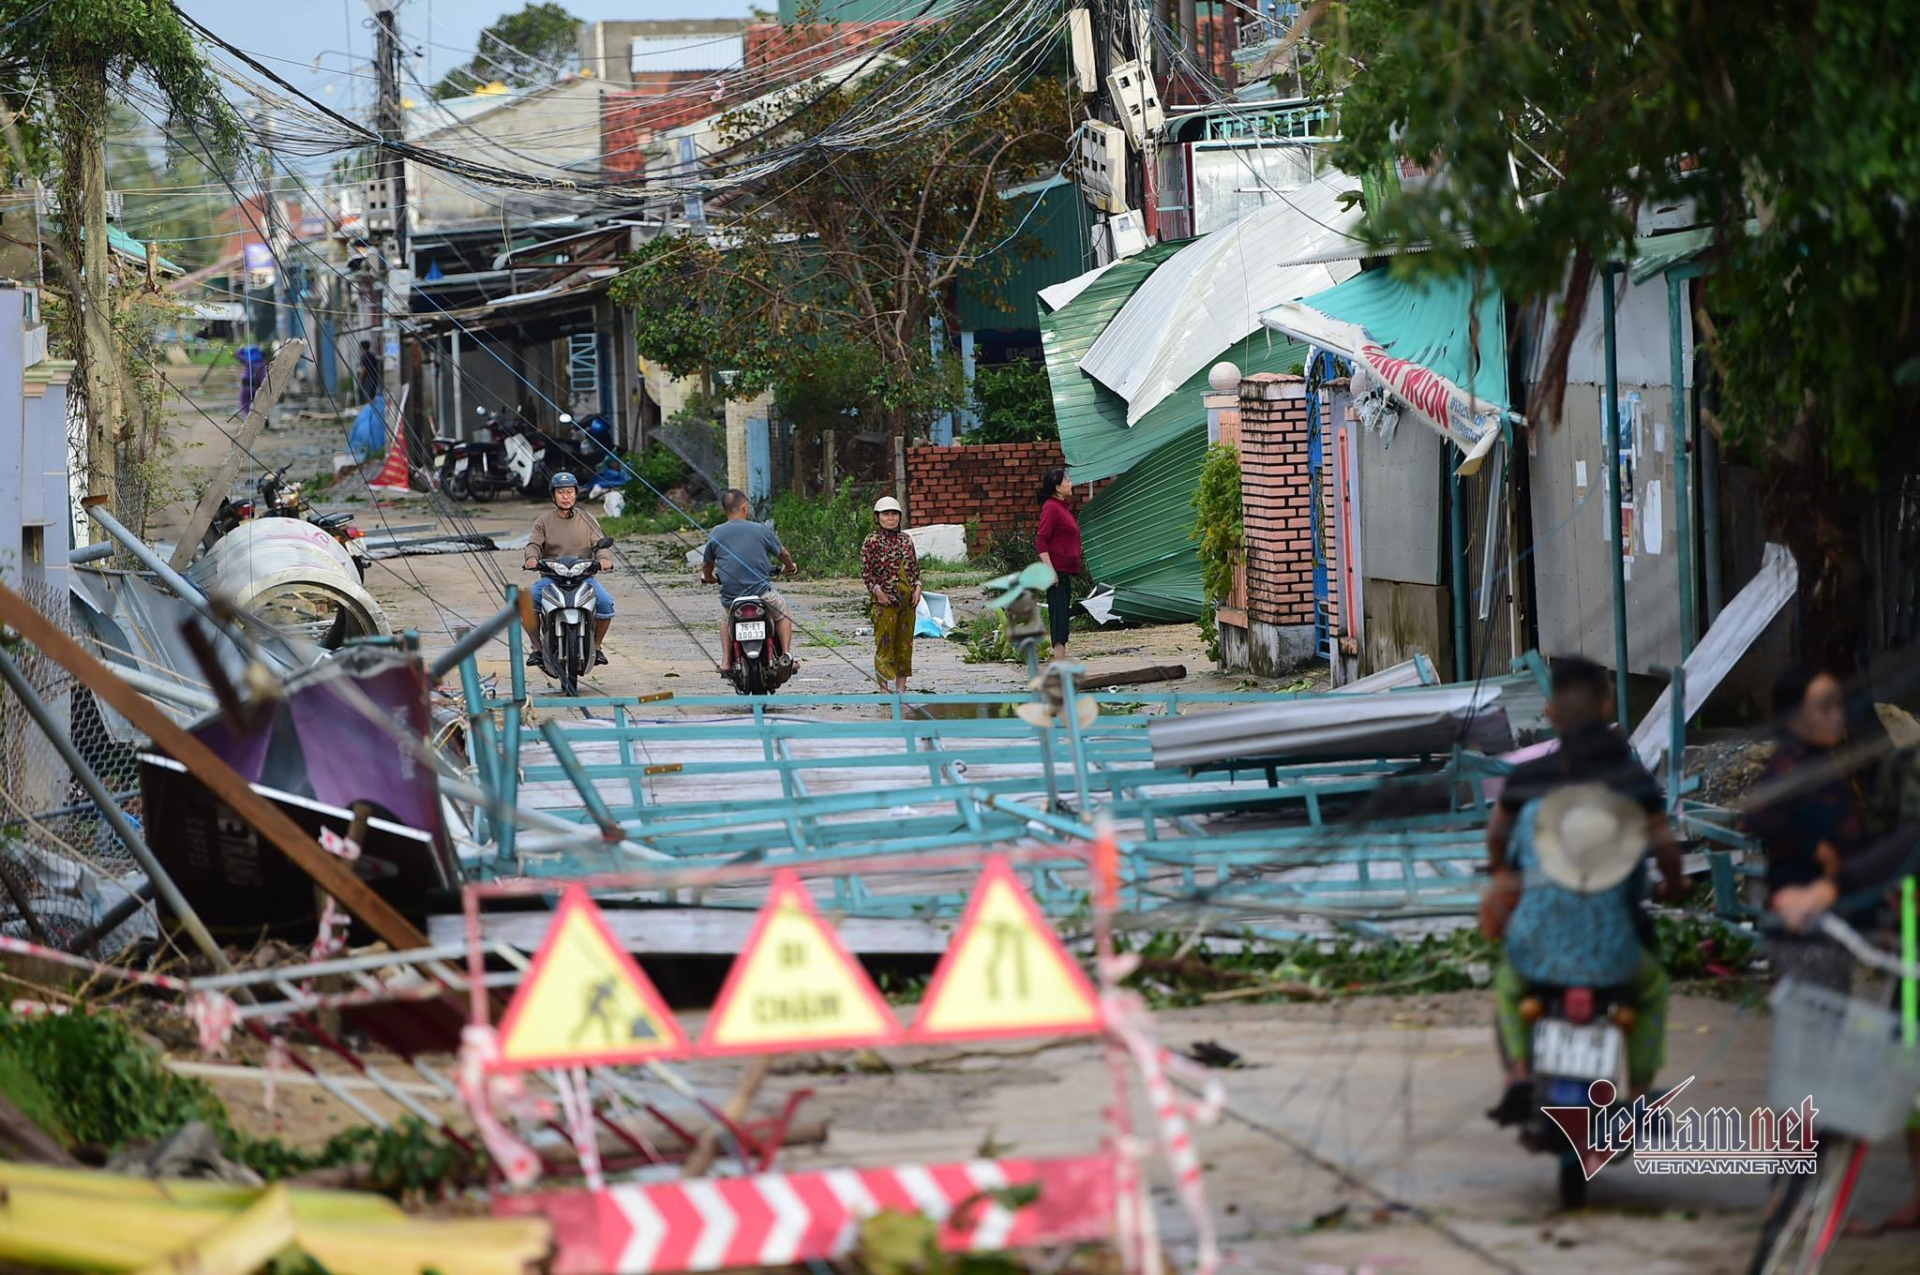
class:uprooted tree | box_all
[0,0,236,526]
[611,28,1063,483]
[1307,0,1919,676]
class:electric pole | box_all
[368,0,418,467]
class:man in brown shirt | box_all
[522,473,615,668]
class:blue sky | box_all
[178,0,756,112]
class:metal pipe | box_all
[111,664,219,713]
[428,596,520,681]
[83,501,216,625]
[497,702,521,864]
[1602,265,1632,730]
[1668,270,1696,660]
[1448,460,1471,682]
[0,646,237,977]
[539,719,622,840]
[66,880,155,957]
[68,541,113,564]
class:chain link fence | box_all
[0,576,157,954]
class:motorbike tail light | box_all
[344,526,364,539]
[237,503,254,518]
[1563,988,1595,1025]
[739,605,762,620]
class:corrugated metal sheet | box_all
[1080,425,1209,624]
[1075,322,1312,623]
[1040,241,1190,482]
[956,178,1097,333]
[1078,170,1361,423]
[1266,267,1510,407]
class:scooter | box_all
[720,568,796,696]
[440,409,519,503]
[204,465,369,578]
[1508,982,1635,1208]
[531,535,615,698]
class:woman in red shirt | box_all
[1033,466,1083,652]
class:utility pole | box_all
[369,0,418,468]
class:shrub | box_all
[767,484,877,578]
[963,356,1058,444]
[1191,442,1243,665]
[624,442,688,495]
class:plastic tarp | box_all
[1079,170,1362,424]
[1262,269,1514,472]
[915,591,956,639]
[348,394,388,459]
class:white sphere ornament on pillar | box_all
[1208,361,1242,395]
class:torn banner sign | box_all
[1264,299,1508,475]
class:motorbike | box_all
[1507,982,1635,1208]
[439,409,519,503]
[720,568,796,696]
[531,535,615,698]
[204,465,369,578]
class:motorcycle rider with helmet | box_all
[522,472,614,671]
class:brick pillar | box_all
[1229,374,1320,673]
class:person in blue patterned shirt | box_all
[1482,656,1687,1127]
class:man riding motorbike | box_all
[702,488,797,670]
[522,472,613,672]
[1482,656,1688,1125]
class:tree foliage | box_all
[965,355,1057,444]
[1309,0,1919,667]
[431,2,583,99]
[0,0,236,525]
[612,23,1064,448]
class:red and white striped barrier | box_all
[493,1154,1117,1274]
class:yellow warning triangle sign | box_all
[909,857,1103,1043]
[495,884,689,1070]
[698,871,902,1055]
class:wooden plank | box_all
[168,340,306,570]
[0,580,430,951]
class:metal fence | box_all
[0,577,156,953]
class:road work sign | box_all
[699,870,902,1055]
[496,883,689,1069]
[910,857,1103,1043]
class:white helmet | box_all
[873,496,903,515]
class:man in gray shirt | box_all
[702,488,797,665]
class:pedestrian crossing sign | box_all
[698,870,902,1055]
[495,883,689,1069]
[908,857,1103,1043]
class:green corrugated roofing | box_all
[1039,242,1186,482]
[1293,267,1508,408]
[104,224,183,275]
[1043,242,1310,622]
[957,178,1097,334]
[1080,423,1210,624]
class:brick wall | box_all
[1236,375,1333,630]
[907,441,1105,554]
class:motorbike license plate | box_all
[455,456,469,473]
[1534,1019,1623,1081]
[735,621,767,640]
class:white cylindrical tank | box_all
[189,517,389,645]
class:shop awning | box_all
[1261,269,1516,473]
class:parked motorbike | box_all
[720,568,796,696]
[439,410,519,503]
[1507,982,1635,1208]
[204,465,369,578]
[530,535,615,698]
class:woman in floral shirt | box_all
[861,496,921,693]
